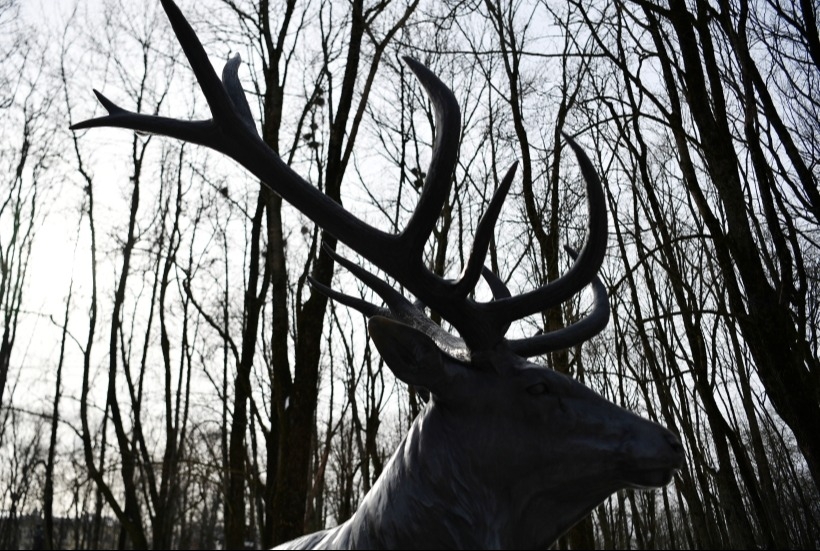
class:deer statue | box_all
[72,0,685,548]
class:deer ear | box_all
[368,316,451,396]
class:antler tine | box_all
[477,266,514,338]
[481,266,511,300]
[69,89,215,143]
[399,57,461,256]
[508,246,610,357]
[222,54,257,134]
[320,243,419,318]
[482,134,608,326]
[306,276,386,318]
[159,0,238,121]
[453,162,517,298]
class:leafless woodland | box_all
[0,0,818,548]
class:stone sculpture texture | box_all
[72,1,685,548]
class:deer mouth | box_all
[623,465,679,489]
[623,445,685,488]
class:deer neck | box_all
[323,404,502,548]
[329,403,615,550]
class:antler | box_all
[71,0,609,357]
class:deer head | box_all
[72,1,684,548]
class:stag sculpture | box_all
[72,1,684,548]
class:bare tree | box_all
[5,0,820,548]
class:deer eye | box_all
[527,382,550,396]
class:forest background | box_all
[1,0,818,548]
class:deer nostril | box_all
[665,433,684,456]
